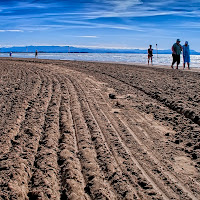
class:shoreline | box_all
[1,57,200,73]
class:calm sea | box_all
[1,53,200,68]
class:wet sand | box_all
[0,57,200,199]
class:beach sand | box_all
[0,57,200,199]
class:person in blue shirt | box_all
[183,41,190,69]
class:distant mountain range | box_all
[1,46,200,55]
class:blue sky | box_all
[1,0,200,51]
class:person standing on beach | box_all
[9,52,12,57]
[171,39,182,69]
[35,50,38,58]
[183,41,190,69]
[148,45,153,65]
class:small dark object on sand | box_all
[109,94,116,99]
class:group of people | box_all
[9,50,38,58]
[148,39,190,69]
[8,43,191,68]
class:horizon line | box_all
[0,45,172,51]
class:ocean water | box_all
[1,53,200,68]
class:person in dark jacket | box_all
[148,45,153,65]
[171,39,182,69]
[35,50,38,58]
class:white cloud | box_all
[76,36,98,38]
[65,44,143,49]
[104,0,142,11]
[17,17,144,32]
[0,30,23,32]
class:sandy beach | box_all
[0,57,200,199]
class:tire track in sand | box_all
[65,76,117,199]
[66,75,142,199]
[79,80,169,199]
[57,75,91,200]
[98,71,200,127]
[83,75,199,200]
[67,73,166,199]
[71,72,195,199]
[118,110,200,199]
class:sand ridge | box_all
[0,58,200,199]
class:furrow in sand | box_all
[28,77,61,200]
[84,76,199,199]
[1,59,199,200]
[66,75,142,199]
[68,72,165,199]
[57,76,91,200]
[117,116,198,200]
[94,95,170,199]
[0,74,52,200]
[65,76,118,200]
[0,67,42,156]
[84,76,199,200]
[101,81,199,199]
[119,112,200,199]
[97,70,200,127]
